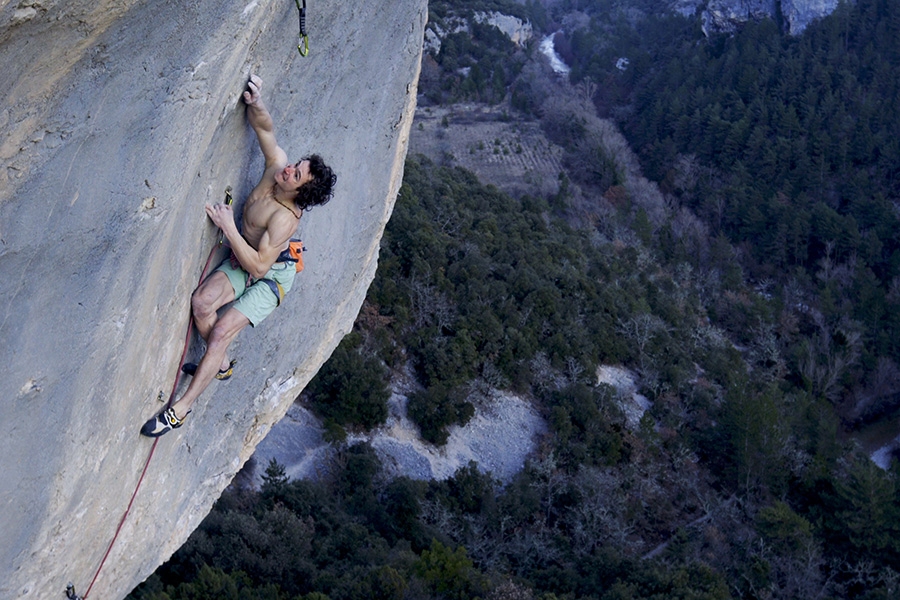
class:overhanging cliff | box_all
[0,1,427,598]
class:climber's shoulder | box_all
[261,142,289,170]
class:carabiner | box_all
[295,0,308,56]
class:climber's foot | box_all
[181,359,237,381]
[140,407,190,437]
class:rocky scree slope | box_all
[0,1,426,598]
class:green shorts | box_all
[216,256,296,326]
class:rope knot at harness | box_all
[295,0,308,56]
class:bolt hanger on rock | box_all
[295,0,309,56]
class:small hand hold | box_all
[243,74,263,105]
[205,202,234,229]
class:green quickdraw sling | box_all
[295,0,309,56]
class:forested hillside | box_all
[128,1,900,599]
[129,154,900,599]
[564,0,900,426]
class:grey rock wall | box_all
[0,1,426,599]
[424,11,532,56]
[475,12,533,46]
[702,0,777,34]
[782,0,841,35]
[672,0,844,34]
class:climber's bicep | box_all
[258,133,288,169]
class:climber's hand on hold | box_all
[242,73,281,166]
[205,202,236,234]
[243,74,263,106]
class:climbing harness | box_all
[295,0,309,56]
[69,187,235,599]
[261,277,286,306]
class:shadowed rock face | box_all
[0,1,426,598]
[702,0,778,33]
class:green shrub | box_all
[306,333,390,431]
[548,383,624,468]
[407,385,474,446]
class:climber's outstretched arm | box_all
[243,74,288,169]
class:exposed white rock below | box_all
[252,384,547,485]
[424,11,532,56]
[597,365,651,430]
[476,11,533,47]
[702,0,777,34]
[670,0,843,34]
[781,0,841,35]
[362,387,546,482]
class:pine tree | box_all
[831,456,900,560]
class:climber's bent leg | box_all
[191,270,236,342]
[170,308,250,418]
[141,308,250,437]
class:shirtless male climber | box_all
[141,74,337,437]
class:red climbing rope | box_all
[80,190,232,599]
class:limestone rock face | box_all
[671,0,844,34]
[702,0,777,34]
[476,11,533,47]
[424,11,532,56]
[781,0,841,35]
[0,1,426,599]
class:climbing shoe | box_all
[181,359,236,381]
[140,407,189,437]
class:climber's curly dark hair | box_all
[294,154,336,211]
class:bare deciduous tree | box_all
[749,320,787,382]
[617,313,671,373]
[488,580,535,600]
[849,357,900,422]
[627,176,669,229]
[409,278,455,331]
[576,76,597,109]
[567,466,639,556]
[816,240,836,285]
[528,452,563,526]
[798,313,862,402]
[529,351,562,393]
[672,153,700,192]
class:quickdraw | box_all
[295,0,309,56]
[220,186,233,245]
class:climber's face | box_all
[275,159,312,194]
